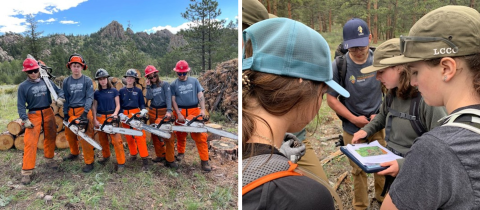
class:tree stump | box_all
[115,82,123,90]
[55,131,69,149]
[0,131,14,150]
[14,134,25,150]
[210,140,238,161]
[206,123,222,141]
[8,119,25,135]
[37,132,45,150]
[55,115,64,132]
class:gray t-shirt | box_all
[62,75,94,115]
[17,79,64,120]
[170,77,204,108]
[327,50,382,135]
[146,81,172,113]
[390,106,480,209]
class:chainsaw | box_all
[153,115,238,140]
[26,54,58,101]
[122,112,171,139]
[94,116,143,136]
[64,118,102,150]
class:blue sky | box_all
[0,0,239,36]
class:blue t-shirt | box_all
[62,75,94,115]
[119,87,145,112]
[94,88,119,114]
[17,79,64,120]
[146,81,172,112]
[170,77,204,108]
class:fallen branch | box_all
[320,150,344,165]
[320,134,340,142]
[334,171,349,191]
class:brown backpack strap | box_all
[242,161,301,195]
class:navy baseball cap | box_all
[342,18,370,49]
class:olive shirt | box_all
[361,95,446,169]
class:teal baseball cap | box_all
[242,18,349,98]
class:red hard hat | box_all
[144,65,159,77]
[66,54,87,70]
[173,60,190,72]
[23,58,40,72]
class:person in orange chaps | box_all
[17,58,65,184]
[91,68,126,172]
[170,60,211,172]
[144,65,178,168]
[62,54,96,173]
[118,69,149,170]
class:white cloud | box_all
[0,0,87,33]
[145,19,226,34]
[38,18,55,23]
[60,20,78,24]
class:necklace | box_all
[126,87,134,93]
[253,133,276,148]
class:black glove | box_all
[79,112,88,120]
[64,114,69,122]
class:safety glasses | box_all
[400,35,458,54]
[27,69,39,74]
[177,72,187,76]
[348,46,368,52]
[147,74,158,79]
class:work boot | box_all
[82,163,94,173]
[21,175,32,185]
[165,161,178,169]
[63,154,79,161]
[45,158,59,170]
[21,170,33,185]
[97,157,110,165]
[152,156,165,163]
[129,154,137,161]
[117,164,125,173]
[201,160,212,172]
[142,158,149,171]
[176,153,184,161]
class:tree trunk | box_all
[373,0,378,44]
[471,0,475,8]
[267,0,271,13]
[273,0,277,15]
[0,131,14,150]
[392,0,398,38]
[367,0,371,30]
[329,10,332,32]
[318,14,322,32]
[288,2,292,19]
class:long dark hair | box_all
[97,78,112,90]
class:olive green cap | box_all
[361,38,401,73]
[242,0,269,27]
[381,5,480,65]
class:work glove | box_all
[55,98,65,107]
[140,109,148,117]
[23,119,34,129]
[79,112,88,121]
[279,133,306,163]
[64,114,70,122]
[118,113,128,121]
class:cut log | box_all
[58,110,64,118]
[334,171,349,191]
[320,150,344,165]
[55,131,69,149]
[135,83,143,90]
[115,82,124,90]
[51,103,59,115]
[206,123,222,141]
[92,78,97,90]
[138,77,145,86]
[37,132,45,150]
[8,119,25,135]
[14,134,25,151]
[110,77,118,84]
[135,69,142,78]
[0,131,14,150]
[55,115,64,132]
[142,88,147,97]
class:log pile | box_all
[198,59,238,121]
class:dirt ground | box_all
[0,123,238,209]
[308,113,381,210]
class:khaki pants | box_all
[296,138,328,182]
[344,130,386,210]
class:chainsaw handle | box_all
[101,116,120,130]
[186,115,209,126]
[126,112,148,125]
[156,115,176,128]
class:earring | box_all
[443,76,447,81]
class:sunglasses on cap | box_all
[27,69,39,74]
[400,35,458,55]
[147,74,158,79]
[177,72,187,76]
